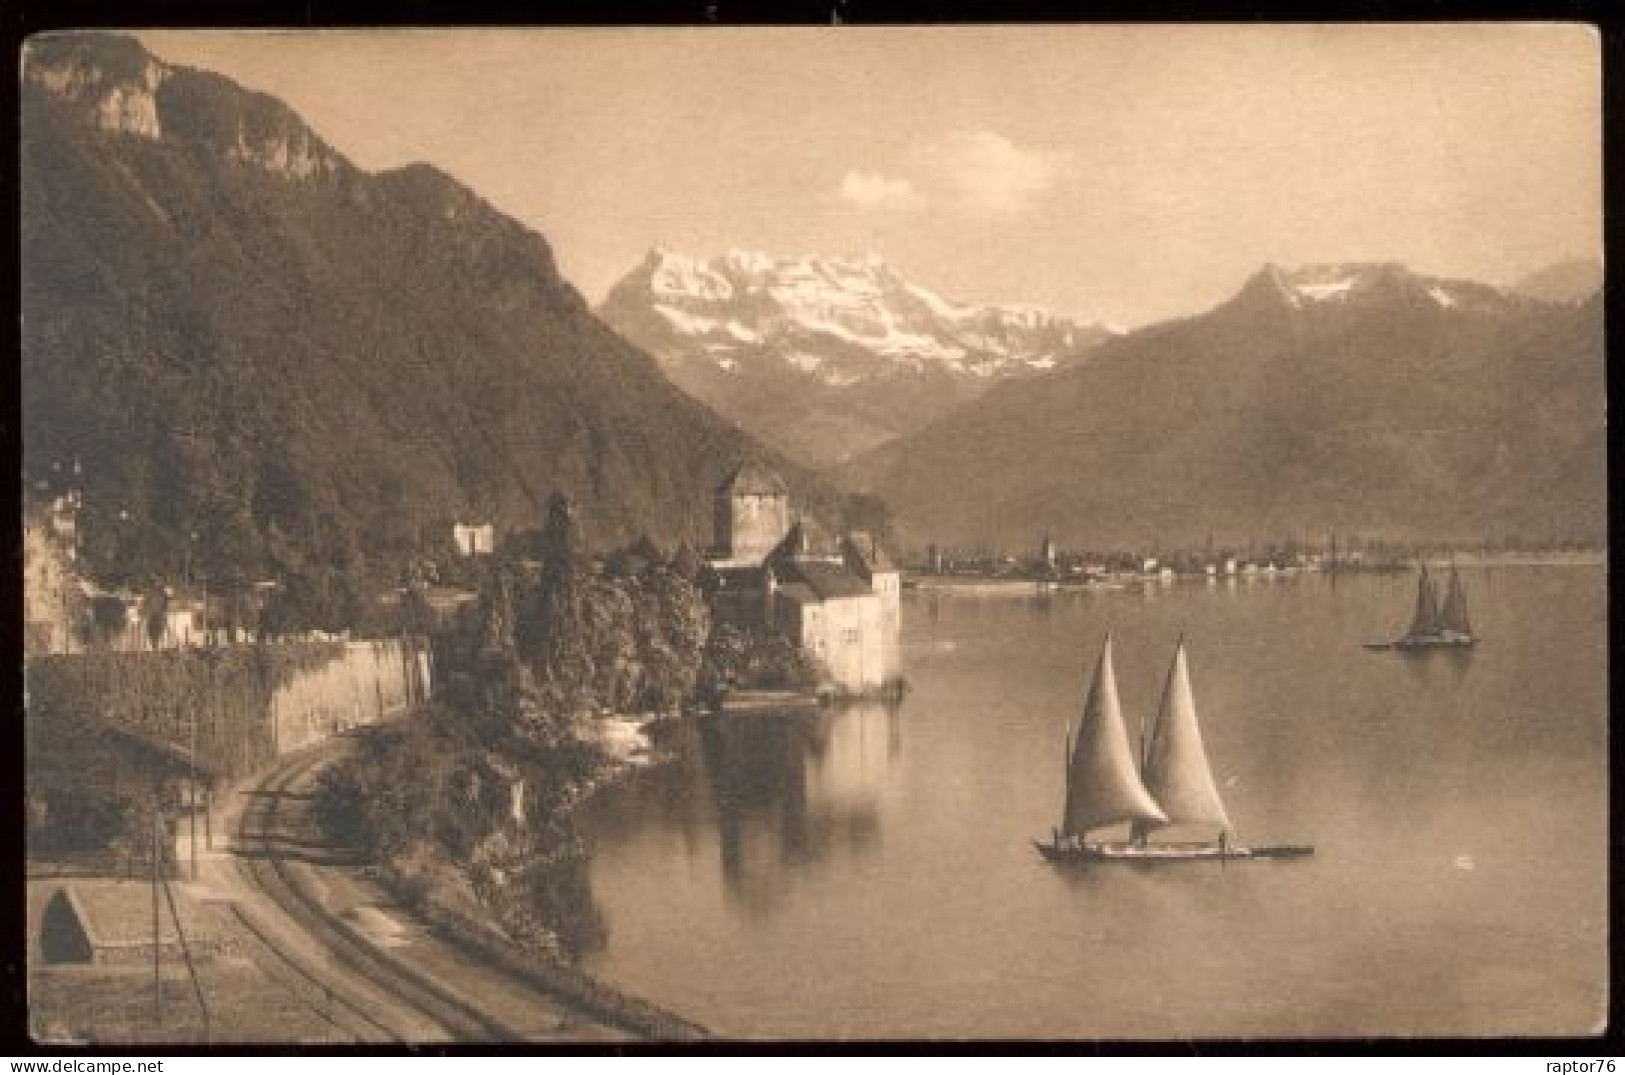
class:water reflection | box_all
[1395,646,1476,688]
[702,703,901,912]
[585,569,1604,1037]
[592,701,906,916]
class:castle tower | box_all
[714,462,791,563]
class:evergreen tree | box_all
[669,541,701,583]
[532,494,596,714]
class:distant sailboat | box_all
[1365,559,1475,651]
[1037,634,1313,864]
[1437,562,1473,643]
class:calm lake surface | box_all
[580,567,1607,1038]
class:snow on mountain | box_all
[602,248,1112,390]
[597,248,1114,469]
[1243,262,1519,315]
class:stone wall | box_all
[269,639,432,754]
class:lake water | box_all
[580,568,1607,1038]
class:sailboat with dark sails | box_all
[1365,559,1475,650]
[1036,633,1313,864]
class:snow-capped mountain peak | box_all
[598,248,1117,469]
[603,248,1112,388]
[1242,262,1518,314]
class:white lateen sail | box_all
[1042,633,1313,863]
[1062,634,1168,837]
[1140,638,1232,834]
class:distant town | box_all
[27,454,1602,661]
[903,533,1601,588]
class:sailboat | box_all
[1364,560,1475,650]
[1436,561,1474,645]
[1035,633,1313,864]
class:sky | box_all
[141,26,1600,328]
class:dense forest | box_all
[313,496,821,959]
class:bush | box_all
[699,622,824,697]
[510,552,711,718]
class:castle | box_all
[704,463,901,692]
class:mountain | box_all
[1512,257,1603,305]
[842,262,1605,550]
[598,248,1115,468]
[21,34,855,614]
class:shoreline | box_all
[248,733,705,1045]
[908,553,1604,592]
[333,727,709,1041]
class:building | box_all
[23,499,83,655]
[704,463,900,692]
[453,521,495,557]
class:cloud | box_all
[927,130,1065,214]
[837,170,917,210]
[834,131,1063,217]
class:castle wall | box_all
[786,592,898,691]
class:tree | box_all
[144,587,169,649]
[86,594,129,650]
[669,541,701,582]
[528,494,596,713]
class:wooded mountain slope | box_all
[22,34,851,609]
[843,264,1604,550]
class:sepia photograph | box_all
[19,24,1606,1043]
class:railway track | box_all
[228,903,397,1043]
[233,740,704,1042]
[234,745,525,1042]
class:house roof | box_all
[717,461,788,497]
[781,560,875,601]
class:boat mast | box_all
[1060,720,1074,840]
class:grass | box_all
[27,874,362,1044]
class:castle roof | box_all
[842,532,896,575]
[768,517,841,564]
[717,461,788,497]
[776,582,820,604]
[778,561,875,601]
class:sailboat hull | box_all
[1034,840,1314,864]
[1391,634,1475,651]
